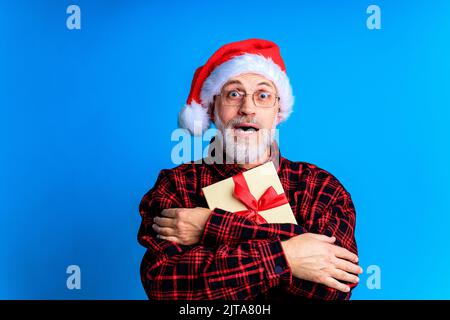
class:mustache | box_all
[225,116,259,128]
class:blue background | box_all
[1,0,449,299]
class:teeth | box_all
[236,126,257,131]
[236,127,257,134]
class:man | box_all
[138,39,362,300]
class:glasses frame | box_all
[214,89,280,109]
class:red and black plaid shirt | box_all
[138,141,358,300]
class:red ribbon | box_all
[232,172,289,224]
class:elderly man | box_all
[138,39,361,300]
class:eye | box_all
[257,91,271,100]
[227,90,242,99]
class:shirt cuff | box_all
[256,238,292,288]
[200,207,253,246]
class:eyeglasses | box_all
[214,89,280,108]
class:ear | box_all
[209,103,215,122]
[275,107,282,125]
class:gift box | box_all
[202,161,297,224]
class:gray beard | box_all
[213,109,276,164]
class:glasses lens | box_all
[253,90,275,108]
[222,90,243,106]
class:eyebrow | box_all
[223,80,274,89]
[257,81,274,88]
[223,80,243,86]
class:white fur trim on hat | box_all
[178,53,294,136]
[201,53,294,122]
[178,101,210,136]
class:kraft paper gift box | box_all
[202,161,297,224]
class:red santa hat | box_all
[178,39,294,136]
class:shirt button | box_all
[275,265,283,274]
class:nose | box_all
[238,94,257,117]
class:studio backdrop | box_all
[1,0,449,299]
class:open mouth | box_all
[234,123,260,134]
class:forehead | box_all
[222,73,275,89]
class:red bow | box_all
[232,172,289,224]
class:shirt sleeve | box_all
[138,170,293,300]
[200,208,307,246]
[282,184,358,300]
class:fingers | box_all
[157,235,179,243]
[322,276,351,293]
[308,233,336,243]
[332,245,359,263]
[153,216,176,228]
[307,233,358,263]
[161,208,178,218]
[152,223,175,236]
[334,257,363,275]
[327,268,359,284]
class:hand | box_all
[152,207,211,245]
[281,233,363,293]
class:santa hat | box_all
[178,39,294,136]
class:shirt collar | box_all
[205,136,284,179]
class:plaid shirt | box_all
[138,141,358,300]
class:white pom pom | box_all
[178,101,211,136]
